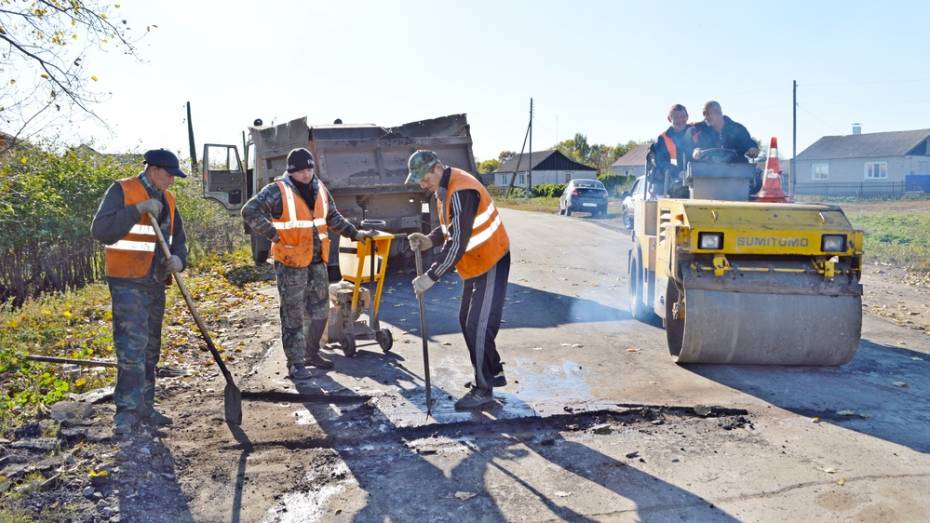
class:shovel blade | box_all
[224,382,243,425]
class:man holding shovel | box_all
[242,148,376,380]
[91,149,188,436]
[406,150,511,411]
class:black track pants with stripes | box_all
[459,252,510,390]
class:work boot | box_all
[113,412,138,437]
[288,363,314,380]
[140,409,173,427]
[305,352,334,370]
[454,388,495,411]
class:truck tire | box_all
[250,232,270,266]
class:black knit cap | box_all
[286,148,315,173]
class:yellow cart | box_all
[326,230,395,357]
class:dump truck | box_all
[200,114,478,266]
[628,147,864,365]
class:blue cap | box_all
[143,149,187,178]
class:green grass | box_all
[495,197,561,213]
[0,247,264,435]
[847,211,930,271]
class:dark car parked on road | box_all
[559,179,608,217]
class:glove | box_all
[163,255,183,274]
[412,273,435,295]
[355,229,377,242]
[269,231,281,243]
[135,198,163,218]
[408,232,433,251]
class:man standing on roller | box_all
[405,150,511,411]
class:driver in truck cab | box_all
[691,101,760,163]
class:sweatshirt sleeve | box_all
[241,183,283,242]
[90,182,141,245]
[426,189,479,281]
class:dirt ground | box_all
[3,207,930,522]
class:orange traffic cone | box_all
[756,136,788,202]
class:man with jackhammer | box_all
[405,150,511,411]
[241,148,376,380]
[91,149,188,437]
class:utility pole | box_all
[186,101,197,174]
[528,98,533,197]
[791,81,797,197]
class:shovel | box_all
[147,213,242,425]
[413,249,433,415]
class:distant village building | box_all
[609,143,650,178]
[795,127,930,195]
[492,149,596,188]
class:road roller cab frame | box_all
[628,156,865,365]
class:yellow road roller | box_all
[628,152,864,365]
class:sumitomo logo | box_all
[736,236,809,248]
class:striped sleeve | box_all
[426,190,478,280]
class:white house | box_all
[794,126,930,195]
[609,143,651,178]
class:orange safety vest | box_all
[104,176,176,279]
[437,168,510,280]
[270,177,331,268]
[661,132,678,167]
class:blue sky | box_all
[57,0,930,162]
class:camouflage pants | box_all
[109,282,165,418]
[274,261,329,364]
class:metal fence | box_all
[794,181,909,198]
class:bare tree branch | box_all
[0,1,143,146]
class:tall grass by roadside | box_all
[848,210,930,271]
[0,248,263,435]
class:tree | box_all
[497,150,514,162]
[552,134,645,173]
[477,158,500,174]
[553,133,591,164]
[0,1,146,151]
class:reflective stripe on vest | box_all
[270,177,331,267]
[438,168,510,279]
[103,176,176,279]
[661,132,678,166]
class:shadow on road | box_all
[252,351,741,521]
[377,276,629,339]
[117,435,195,523]
[684,339,930,453]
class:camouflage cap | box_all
[405,150,440,185]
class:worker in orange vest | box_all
[91,149,188,437]
[652,103,694,197]
[241,148,377,380]
[406,150,511,411]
